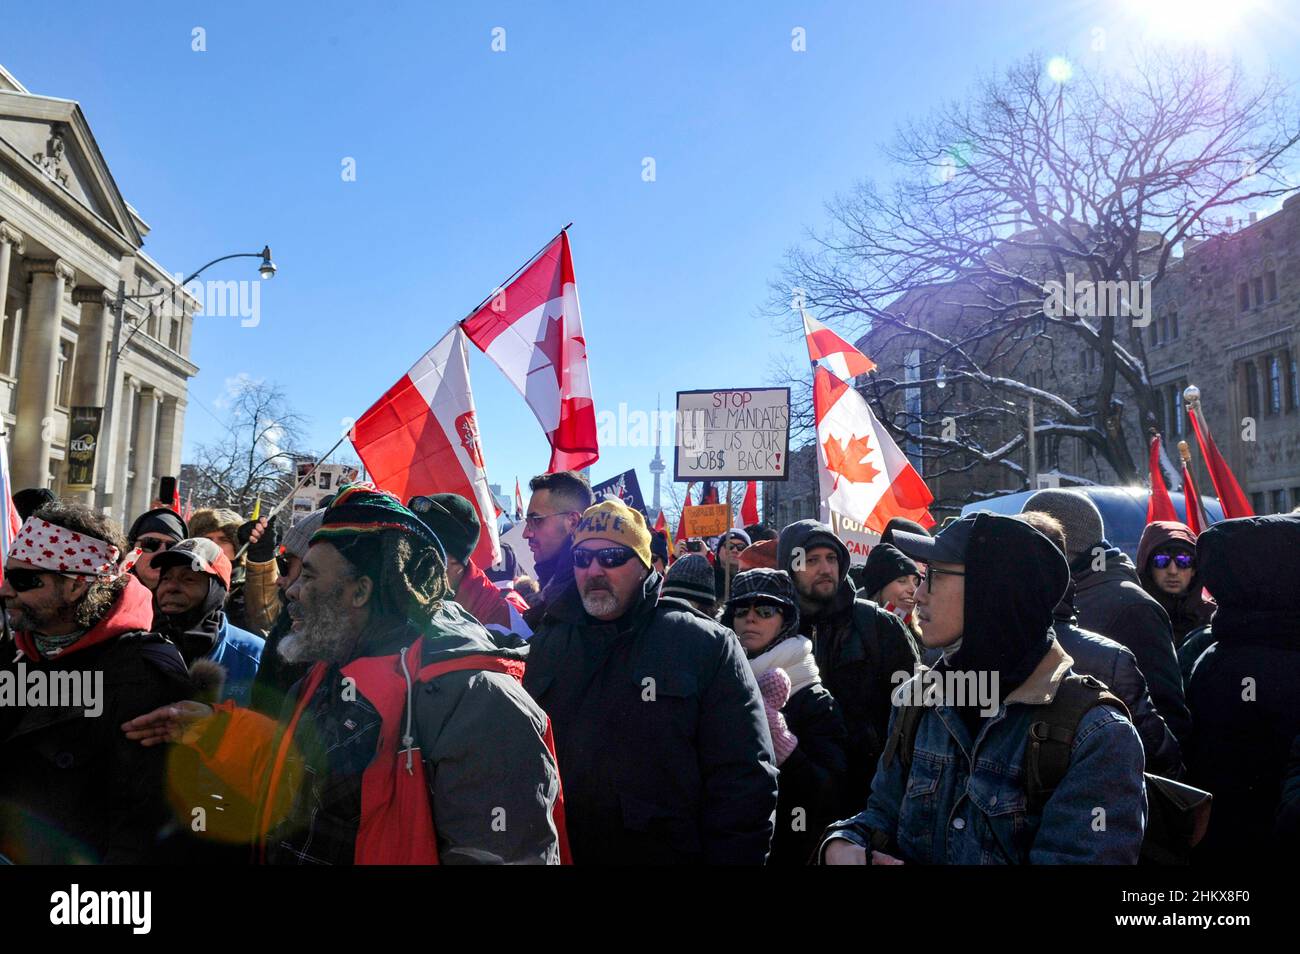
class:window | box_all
[1239,282,1251,312]
[1289,351,1299,412]
[1170,311,1179,339]
[168,317,181,351]
[1173,384,1186,437]
[0,305,16,377]
[1149,320,1158,347]
[1254,276,1265,307]
[54,340,75,408]
[1273,489,1288,514]
[1159,314,1169,344]
[1269,356,1282,415]
[1245,361,1261,419]
[1252,492,1266,514]
[1265,270,1278,302]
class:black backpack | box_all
[882,672,1212,865]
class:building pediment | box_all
[0,90,142,248]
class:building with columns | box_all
[0,64,198,525]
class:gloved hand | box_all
[756,667,798,766]
[239,515,280,563]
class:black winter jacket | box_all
[769,681,848,865]
[524,573,779,864]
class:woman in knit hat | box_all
[858,542,924,647]
[722,568,848,865]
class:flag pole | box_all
[455,224,574,326]
[723,480,734,602]
[231,431,350,562]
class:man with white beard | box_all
[522,499,779,865]
[123,484,565,865]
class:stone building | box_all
[0,64,198,525]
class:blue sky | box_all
[5,0,1299,513]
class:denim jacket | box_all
[819,642,1147,864]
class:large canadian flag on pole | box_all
[350,326,501,568]
[802,308,876,379]
[814,366,935,533]
[460,230,599,472]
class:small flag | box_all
[1146,435,1179,524]
[183,488,194,523]
[514,478,524,521]
[740,480,759,527]
[802,307,876,378]
[674,484,694,544]
[251,495,262,522]
[0,432,22,578]
[1186,405,1253,518]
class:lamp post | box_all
[96,246,276,517]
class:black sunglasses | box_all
[134,537,172,554]
[1152,552,1194,570]
[5,568,54,592]
[573,547,637,570]
[733,603,780,620]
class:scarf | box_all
[746,635,820,696]
[159,577,227,666]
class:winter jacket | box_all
[455,558,532,641]
[206,615,265,707]
[1186,514,1300,864]
[522,539,576,631]
[1178,625,1215,686]
[1071,545,1191,748]
[1136,521,1216,646]
[0,576,192,863]
[524,572,779,864]
[778,520,920,812]
[186,601,563,864]
[249,603,309,718]
[746,636,848,865]
[817,642,1147,864]
[225,559,278,638]
[1052,605,1183,778]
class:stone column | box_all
[113,377,138,525]
[11,259,74,490]
[0,221,23,324]
[69,287,113,504]
[130,386,160,522]
[154,395,181,488]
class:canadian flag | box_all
[350,326,501,567]
[461,231,598,473]
[814,366,935,533]
[802,308,876,380]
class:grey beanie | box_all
[282,508,327,559]
[1022,490,1104,563]
[662,554,716,604]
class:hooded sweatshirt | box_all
[1136,521,1215,645]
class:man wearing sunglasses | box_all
[524,498,778,865]
[126,507,188,592]
[0,501,192,863]
[520,470,594,628]
[1137,521,1215,646]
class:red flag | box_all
[740,480,759,526]
[1180,457,1206,536]
[653,510,672,563]
[350,326,502,567]
[0,431,22,580]
[1186,408,1253,518]
[698,481,719,506]
[182,488,194,523]
[814,366,936,532]
[514,478,524,521]
[802,308,876,378]
[460,231,598,472]
[675,485,694,543]
[1146,435,1179,524]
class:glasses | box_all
[134,537,172,554]
[572,546,637,570]
[921,567,966,590]
[524,511,578,531]
[733,604,780,620]
[1152,552,1194,570]
[4,567,53,592]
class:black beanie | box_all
[860,543,920,598]
[407,493,481,564]
[128,507,189,544]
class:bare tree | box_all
[773,51,1300,503]
[189,379,309,514]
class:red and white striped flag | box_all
[350,326,501,567]
[814,366,935,533]
[461,231,598,473]
[802,308,876,380]
[0,431,22,576]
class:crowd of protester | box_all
[0,470,1296,865]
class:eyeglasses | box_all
[1152,552,1194,570]
[524,511,578,531]
[921,567,965,590]
[4,567,54,592]
[572,546,638,570]
[134,537,172,554]
[733,603,780,620]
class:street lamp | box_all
[94,246,277,515]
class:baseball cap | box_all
[152,536,234,590]
[890,513,978,566]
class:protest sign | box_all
[674,388,790,481]
[681,503,730,537]
[592,469,647,515]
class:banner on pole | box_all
[65,406,103,490]
[591,469,647,516]
[292,462,360,520]
[674,388,790,481]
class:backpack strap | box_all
[881,666,929,776]
[1025,674,1129,813]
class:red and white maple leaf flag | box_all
[461,231,598,472]
[814,366,935,533]
[802,308,876,380]
[350,326,501,567]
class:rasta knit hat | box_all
[311,483,446,564]
[407,493,481,564]
[662,554,716,604]
[572,499,653,569]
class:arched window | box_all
[1269,355,1283,414]
[1245,361,1261,419]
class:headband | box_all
[9,517,122,578]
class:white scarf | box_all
[747,635,821,696]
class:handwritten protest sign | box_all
[674,388,790,481]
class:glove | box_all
[240,515,281,563]
[756,668,798,766]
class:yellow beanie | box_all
[573,499,653,568]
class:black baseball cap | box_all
[891,513,978,565]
